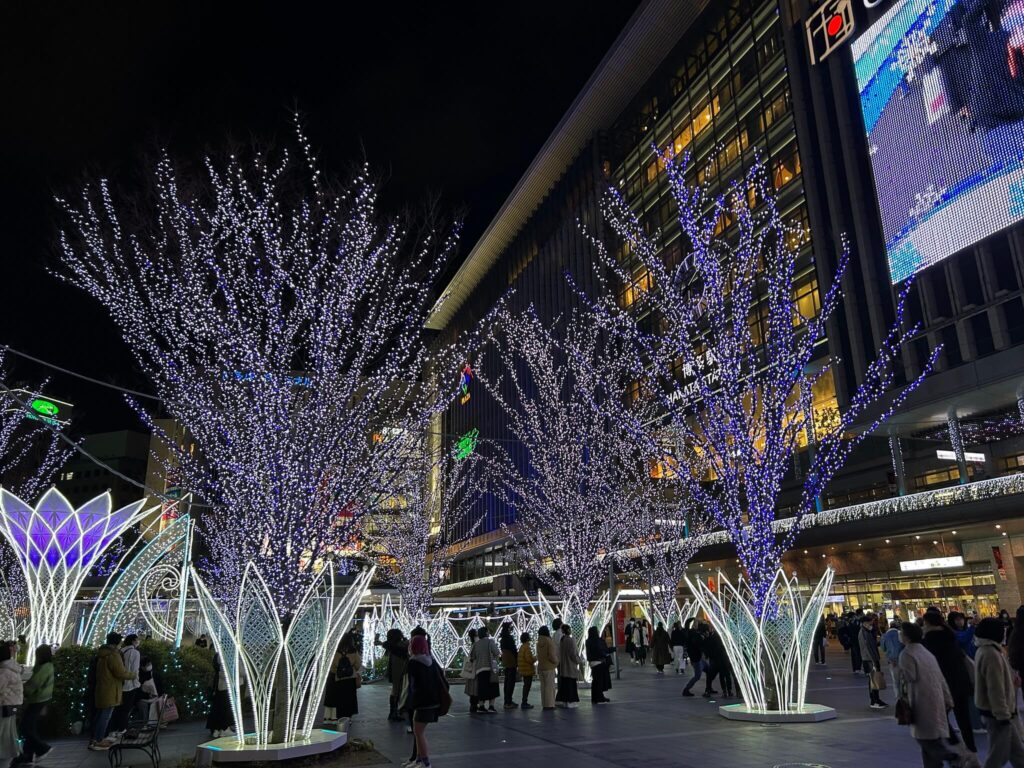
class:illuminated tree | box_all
[56,126,468,614]
[360,446,484,618]
[479,307,659,610]
[593,154,938,618]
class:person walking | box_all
[470,626,500,713]
[670,622,687,675]
[859,614,888,709]
[882,619,905,693]
[499,622,519,710]
[13,644,54,765]
[681,622,707,697]
[922,611,977,755]
[999,610,1014,648]
[555,625,581,708]
[633,620,648,667]
[897,621,958,768]
[404,635,448,768]
[89,632,136,751]
[975,617,1024,768]
[536,627,558,711]
[207,653,233,738]
[704,627,734,698]
[0,643,24,767]
[813,618,827,665]
[462,628,479,713]
[585,627,611,704]
[651,623,673,675]
[625,618,636,664]
[517,632,536,710]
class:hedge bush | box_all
[42,640,215,737]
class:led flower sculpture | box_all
[590,153,937,717]
[193,563,374,747]
[0,487,147,648]
[687,568,834,716]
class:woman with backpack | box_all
[404,635,449,768]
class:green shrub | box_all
[44,644,94,737]
[42,641,215,737]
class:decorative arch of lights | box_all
[193,562,374,747]
[687,567,835,718]
[81,511,193,647]
[636,598,700,631]
[0,488,149,651]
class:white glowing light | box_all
[687,568,834,714]
[0,488,149,651]
[193,562,373,747]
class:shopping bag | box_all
[870,669,887,691]
[162,696,180,723]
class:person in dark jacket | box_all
[921,611,976,754]
[670,622,687,675]
[585,627,611,704]
[499,622,518,709]
[376,629,409,722]
[651,623,673,675]
[14,645,53,765]
[813,618,827,665]
[858,615,887,709]
[404,635,447,768]
[681,622,707,697]
[703,628,734,698]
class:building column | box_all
[947,407,969,485]
[888,434,907,496]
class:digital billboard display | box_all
[851,0,1024,284]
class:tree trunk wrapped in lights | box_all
[479,307,663,664]
[592,153,938,716]
[360,444,484,621]
[56,125,477,744]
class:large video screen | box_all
[851,0,1024,284]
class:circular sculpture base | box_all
[718,703,837,723]
[195,728,347,765]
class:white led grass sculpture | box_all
[193,562,373,747]
[687,568,834,715]
[639,597,699,631]
[82,512,193,647]
[0,488,148,649]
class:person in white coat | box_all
[975,618,1024,768]
[0,643,25,764]
[897,621,957,768]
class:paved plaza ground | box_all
[40,648,973,768]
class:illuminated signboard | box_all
[936,449,985,463]
[2,390,73,427]
[454,428,479,460]
[806,0,856,64]
[852,0,1024,284]
[459,364,473,405]
[899,555,964,572]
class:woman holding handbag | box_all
[470,627,499,713]
[585,626,611,704]
[897,621,960,768]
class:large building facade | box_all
[431,0,1024,618]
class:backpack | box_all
[336,654,354,680]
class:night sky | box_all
[0,2,640,434]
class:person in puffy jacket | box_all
[897,621,956,767]
[90,632,137,751]
[536,627,559,710]
[517,632,536,710]
[975,617,1024,767]
[0,643,25,765]
[670,622,687,675]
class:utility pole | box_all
[608,559,620,680]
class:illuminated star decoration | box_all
[454,429,479,461]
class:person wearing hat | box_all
[975,617,1024,767]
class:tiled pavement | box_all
[37,647,975,768]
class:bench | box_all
[108,699,165,768]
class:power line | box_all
[1,344,161,402]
